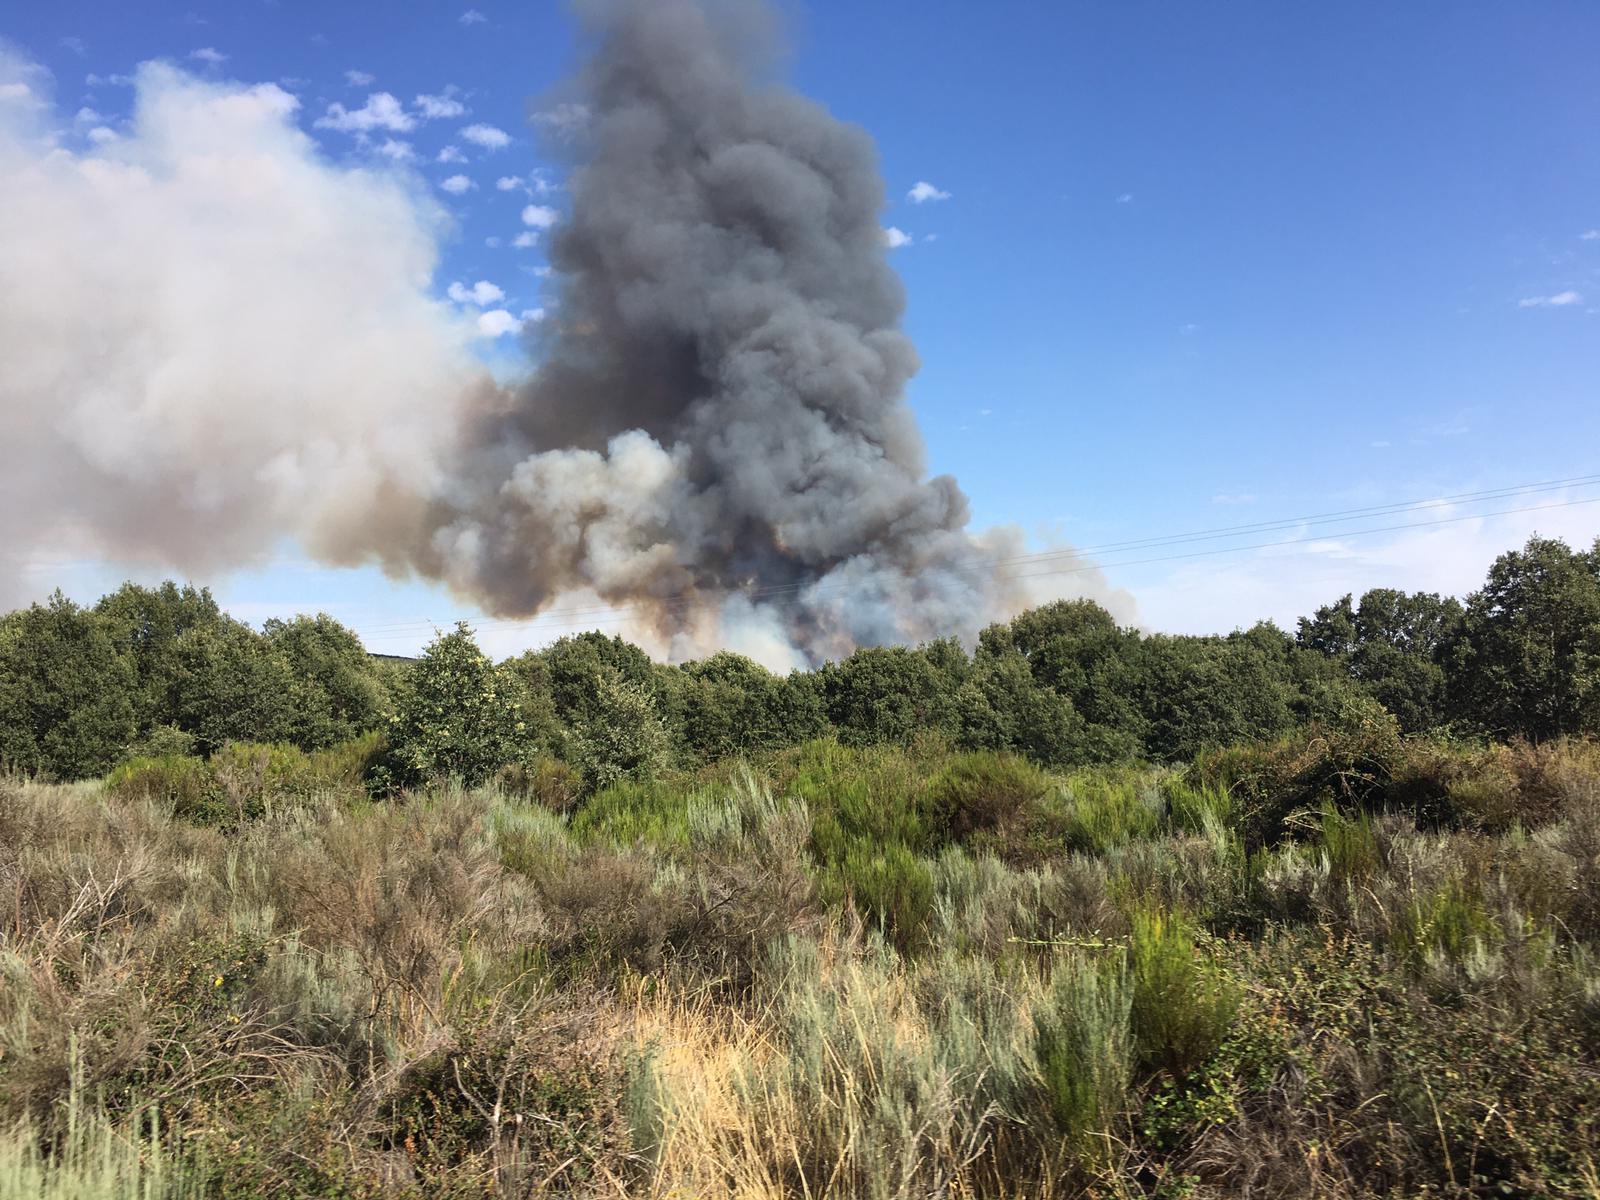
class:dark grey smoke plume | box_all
[398,0,1048,661]
[0,5,1116,663]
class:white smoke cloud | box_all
[0,49,476,603]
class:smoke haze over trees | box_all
[4,535,1598,786]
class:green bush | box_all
[1162,777,1234,835]
[565,667,670,794]
[1062,774,1162,854]
[819,842,935,952]
[789,740,929,864]
[1318,801,1379,883]
[384,623,523,789]
[495,754,584,812]
[1127,907,1239,1079]
[570,775,703,851]
[305,730,387,791]
[1034,955,1132,1159]
[106,753,223,822]
[922,750,1049,843]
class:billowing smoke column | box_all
[397,0,1034,660]
[0,2,1115,666]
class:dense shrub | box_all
[383,622,525,788]
[565,666,670,793]
[0,592,137,778]
[922,750,1049,842]
[106,752,222,820]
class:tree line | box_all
[2,534,1597,786]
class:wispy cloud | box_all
[460,123,510,150]
[1211,492,1258,506]
[1116,192,1134,204]
[512,231,539,248]
[907,180,950,204]
[414,91,466,119]
[59,37,87,57]
[314,92,415,133]
[188,47,227,66]
[376,138,413,162]
[460,9,487,25]
[1517,290,1582,308]
[344,69,374,87]
[1581,230,1599,241]
[437,145,465,164]
[532,102,589,139]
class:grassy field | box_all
[3,726,1599,1198]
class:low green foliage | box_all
[1127,907,1240,1079]
[1034,955,1132,1157]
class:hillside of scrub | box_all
[4,726,1600,1198]
[3,532,1600,1196]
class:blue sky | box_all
[4,1,1598,657]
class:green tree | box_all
[0,592,137,778]
[94,581,224,736]
[978,600,1147,756]
[1448,536,1600,738]
[1137,630,1297,761]
[1298,589,1462,732]
[263,613,389,747]
[385,623,522,787]
[168,617,300,754]
[821,644,960,746]
[566,665,670,792]
[956,650,1087,765]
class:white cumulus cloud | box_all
[882,226,912,249]
[460,122,509,149]
[436,144,465,163]
[188,48,227,66]
[476,309,520,337]
[414,92,465,119]
[439,173,473,194]
[907,180,949,204]
[448,279,505,305]
[512,231,538,248]
[520,204,558,228]
[377,138,413,161]
[314,91,415,133]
